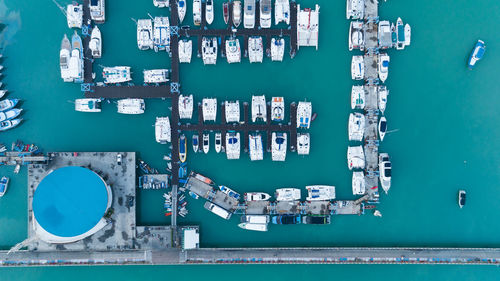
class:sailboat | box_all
[179,134,187,163]
[178,0,187,23]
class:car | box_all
[302,215,331,225]
[271,215,301,225]
[116,153,122,165]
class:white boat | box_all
[103,66,132,84]
[238,222,267,232]
[225,38,241,64]
[179,94,194,119]
[0,90,7,99]
[348,21,364,51]
[396,17,405,50]
[144,69,169,83]
[206,0,214,25]
[347,146,365,170]
[249,133,263,161]
[271,97,284,121]
[378,53,390,83]
[225,131,241,159]
[378,116,387,141]
[60,34,72,82]
[193,0,202,26]
[202,133,210,153]
[89,26,102,58]
[244,192,271,201]
[297,133,310,155]
[351,85,365,109]
[202,37,218,65]
[0,109,22,122]
[404,23,411,46]
[297,4,320,50]
[179,39,192,63]
[297,101,312,129]
[202,98,217,121]
[251,95,266,122]
[69,31,84,83]
[275,188,300,201]
[379,153,392,193]
[458,190,466,208]
[0,176,8,197]
[153,0,169,8]
[274,0,290,25]
[192,134,199,153]
[0,99,19,112]
[306,185,335,201]
[271,38,285,61]
[248,36,263,63]
[243,0,255,29]
[153,17,170,52]
[351,55,364,80]
[89,0,105,23]
[67,4,83,29]
[378,20,392,49]
[352,171,365,195]
[378,86,388,114]
[0,119,22,131]
[75,98,101,112]
[260,0,271,28]
[155,117,171,144]
[232,0,242,27]
[137,19,154,50]
[271,132,287,161]
[225,100,240,123]
[215,132,222,153]
[346,0,364,20]
[348,112,365,142]
[239,215,269,231]
[178,0,187,23]
[117,99,145,114]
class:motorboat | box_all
[74,98,101,112]
[69,31,84,83]
[249,133,263,161]
[391,23,397,47]
[232,0,241,27]
[202,37,218,65]
[378,86,388,114]
[202,133,210,154]
[225,100,240,123]
[0,119,21,131]
[348,21,364,51]
[192,134,199,152]
[179,94,194,119]
[243,0,256,29]
[351,55,364,80]
[60,34,72,82]
[103,66,132,84]
[117,99,145,114]
[352,171,366,195]
[297,101,312,129]
[240,215,269,225]
[378,116,387,141]
[0,177,8,197]
[223,2,229,24]
[179,134,187,163]
[244,192,271,201]
[206,0,214,25]
[178,0,187,23]
[89,0,105,23]
[251,95,266,122]
[378,153,391,193]
[396,17,405,50]
[144,69,169,84]
[274,0,290,25]
[348,112,365,141]
[458,190,466,208]
[202,98,217,121]
[306,185,336,201]
[297,4,320,49]
[67,4,83,29]
[271,38,285,61]
[346,0,364,20]
[215,132,222,153]
[222,185,244,199]
[275,188,300,201]
[404,24,411,46]
[378,20,392,49]
[271,132,287,161]
[225,131,241,159]
[89,26,102,58]
[179,39,192,63]
[193,0,202,26]
[153,0,169,8]
[378,53,390,83]
[0,99,19,112]
[272,215,301,225]
[153,17,170,52]
[0,90,6,99]
[248,36,263,63]
[0,109,22,122]
[468,40,486,69]
[225,38,241,63]
[351,85,365,109]
[260,0,271,28]
[347,145,365,170]
[271,97,284,121]
[137,19,154,50]
[297,133,310,155]
[155,117,171,144]
[238,222,268,232]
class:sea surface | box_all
[1,0,500,279]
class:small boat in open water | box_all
[0,176,9,197]
[468,40,486,69]
[458,190,466,208]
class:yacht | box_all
[0,99,19,112]
[260,0,271,28]
[275,188,300,201]
[351,55,364,80]
[396,17,405,50]
[239,215,269,232]
[69,31,84,83]
[74,98,101,112]
[348,112,365,142]
[225,38,241,63]
[297,133,310,155]
[223,2,229,24]
[378,116,387,141]
[60,34,72,82]
[405,24,411,46]
[225,131,241,159]
[468,40,486,69]
[0,90,6,99]
[202,133,210,154]
[103,66,132,84]
[225,100,240,123]
[306,185,336,201]
[271,132,287,161]
[215,132,222,153]
[153,0,169,8]
[378,153,391,193]
[206,0,214,25]
[378,86,388,114]
[232,0,242,27]
[348,21,364,51]
[243,0,256,29]
[179,39,192,63]
[271,96,284,121]
[271,38,285,61]
[251,95,266,122]
[351,85,365,109]
[297,4,320,49]
[238,222,268,232]
[378,20,392,49]
[178,0,187,23]
[458,190,466,208]
[193,0,202,26]
[202,37,218,65]
[155,117,171,144]
[179,94,194,119]
[117,99,145,114]
[0,177,8,197]
[347,145,365,170]
[0,109,22,122]
[0,119,22,131]
[192,134,199,152]
[249,133,263,161]
[179,134,187,163]
[144,69,169,84]
[346,0,364,20]
[137,19,154,50]
[89,26,102,58]
[378,53,390,83]
[67,4,83,29]
[352,171,365,195]
[244,192,271,201]
[89,0,105,23]
[274,0,290,25]
[248,36,263,63]
[297,101,312,129]
[202,98,217,121]
[153,17,170,52]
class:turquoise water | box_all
[1,0,500,278]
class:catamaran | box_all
[117,99,145,114]
[202,37,218,65]
[192,134,199,153]
[306,185,336,201]
[243,0,256,29]
[249,133,263,161]
[0,109,22,122]
[225,100,240,123]
[378,153,391,193]
[271,97,284,121]
[103,66,132,84]
[60,34,72,82]
[378,53,390,82]
[153,0,169,8]
[193,0,202,26]
[206,0,214,25]
[178,0,187,23]
[153,17,170,52]
[202,98,217,121]
[297,4,320,50]
[395,17,405,50]
[351,85,365,109]
[69,31,84,83]
[67,4,83,29]
[232,0,242,27]
[297,101,312,129]
[346,0,364,20]
[251,95,266,122]
[378,116,387,141]
[348,112,365,142]
[225,131,241,159]
[179,134,187,163]
[137,19,154,50]
[274,0,290,25]
[351,55,364,80]
[352,171,365,195]
[155,117,171,144]
[179,94,194,119]
[378,85,388,114]
[377,20,392,49]
[271,132,287,161]
[275,188,300,201]
[89,0,105,23]
[225,38,241,63]
[271,38,285,61]
[75,98,101,112]
[89,26,102,58]
[297,133,310,155]
[347,145,365,170]
[248,36,263,63]
[260,0,271,28]
[179,39,192,63]
[0,99,19,112]
[0,119,22,131]
[244,192,271,201]
[223,2,229,24]
[202,133,210,154]
[144,69,169,84]
[348,21,364,51]
[215,132,222,153]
